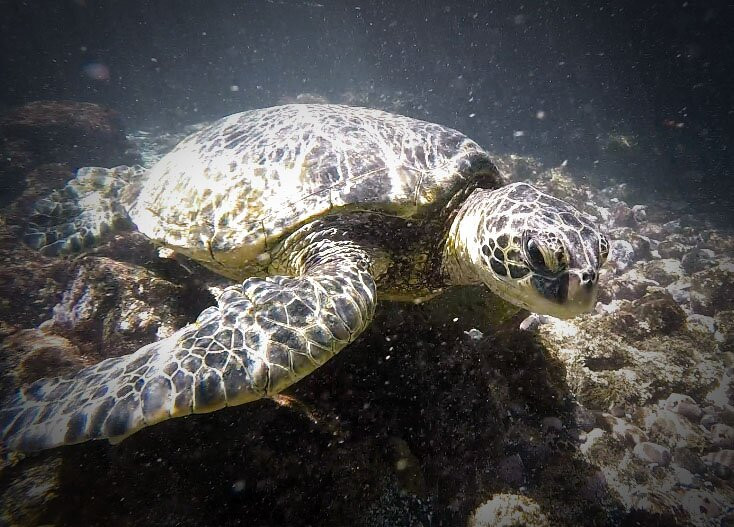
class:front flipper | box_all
[1,249,376,451]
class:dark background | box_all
[1,0,732,202]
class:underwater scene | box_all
[0,1,733,525]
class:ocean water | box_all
[0,2,733,526]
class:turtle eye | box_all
[599,234,609,264]
[523,233,567,274]
[555,247,568,270]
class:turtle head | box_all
[446,182,609,319]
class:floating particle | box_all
[82,62,110,81]
[464,328,484,340]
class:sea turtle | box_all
[1,104,609,452]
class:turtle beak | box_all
[564,268,598,316]
[528,268,598,319]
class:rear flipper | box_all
[22,165,144,256]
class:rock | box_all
[605,269,659,301]
[579,428,606,455]
[464,328,484,340]
[656,240,690,259]
[519,314,542,331]
[633,442,671,466]
[686,314,716,335]
[640,259,685,287]
[497,454,525,486]
[671,464,696,488]
[673,447,707,475]
[699,230,734,254]
[711,424,734,449]
[690,262,734,316]
[661,393,695,412]
[675,402,703,424]
[701,414,718,429]
[573,404,597,432]
[0,216,68,327]
[0,100,134,170]
[0,101,138,206]
[0,327,83,402]
[679,214,706,229]
[581,470,608,501]
[631,205,647,223]
[609,405,626,418]
[607,228,654,262]
[0,456,62,526]
[540,168,592,206]
[541,416,564,434]
[646,409,703,449]
[595,268,616,304]
[679,490,723,522]
[469,494,549,527]
[638,222,664,240]
[662,393,702,422]
[634,289,688,333]
[603,414,648,445]
[666,231,698,244]
[629,234,653,261]
[681,248,717,275]
[721,408,734,427]
[666,277,692,308]
[609,239,635,272]
[611,289,687,338]
[714,310,734,352]
[48,255,211,360]
[713,463,732,479]
[0,122,730,527]
[702,449,734,478]
[10,329,83,384]
[611,203,638,228]
[662,219,681,235]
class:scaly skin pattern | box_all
[443,182,608,318]
[125,104,499,279]
[2,106,609,452]
[19,105,503,278]
[0,229,376,451]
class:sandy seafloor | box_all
[0,100,733,527]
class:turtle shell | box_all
[125,104,503,279]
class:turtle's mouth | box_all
[531,273,568,304]
[530,270,597,318]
